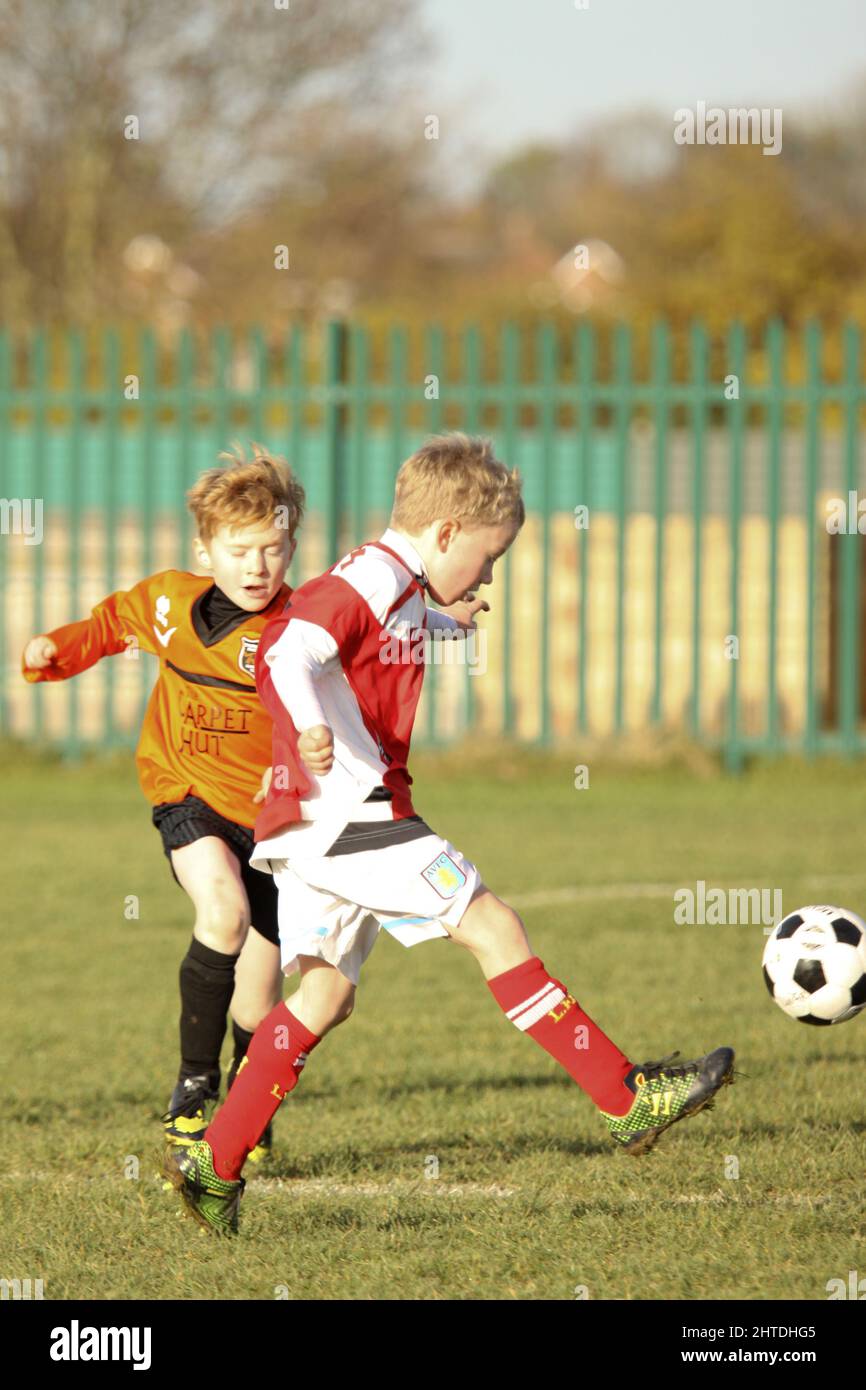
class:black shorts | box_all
[152,795,280,947]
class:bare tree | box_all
[0,0,430,322]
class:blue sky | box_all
[419,0,866,171]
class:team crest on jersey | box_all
[422,852,467,900]
[238,634,260,677]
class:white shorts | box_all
[264,832,482,985]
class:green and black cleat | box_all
[602,1046,736,1155]
[162,1074,219,1148]
[162,1139,244,1236]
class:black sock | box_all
[226,1021,255,1091]
[178,937,240,1091]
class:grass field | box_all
[3,743,866,1301]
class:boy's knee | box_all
[194,895,249,953]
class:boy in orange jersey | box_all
[21,445,318,1157]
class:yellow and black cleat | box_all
[246,1121,273,1167]
[162,1074,219,1148]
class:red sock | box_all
[487,956,634,1114]
[206,1003,320,1179]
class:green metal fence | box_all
[1,320,865,764]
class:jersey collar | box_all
[378,528,429,590]
[191,582,287,647]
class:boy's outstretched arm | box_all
[21,579,160,683]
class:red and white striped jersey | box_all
[252,529,459,861]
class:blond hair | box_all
[187,441,305,541]
[390,432,524,534]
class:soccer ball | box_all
[762,905,866,1025]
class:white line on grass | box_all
[0,1174,836,1207]
[509,874,866,912]
[0,1172,516,1198]
[245,1183,833,1208]
[246,1185,834,1209]
[249,1178,517,1198]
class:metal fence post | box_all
[323,320,348,566]
[725,322,746,773]
[839,322,862,753]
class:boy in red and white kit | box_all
[164,432,736,1235]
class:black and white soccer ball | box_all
[762,905,866,1024]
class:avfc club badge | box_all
[422,852,467,900]
[238,634,260,678]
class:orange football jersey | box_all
[22,570,291,828]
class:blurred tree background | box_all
[1,0,864,341]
